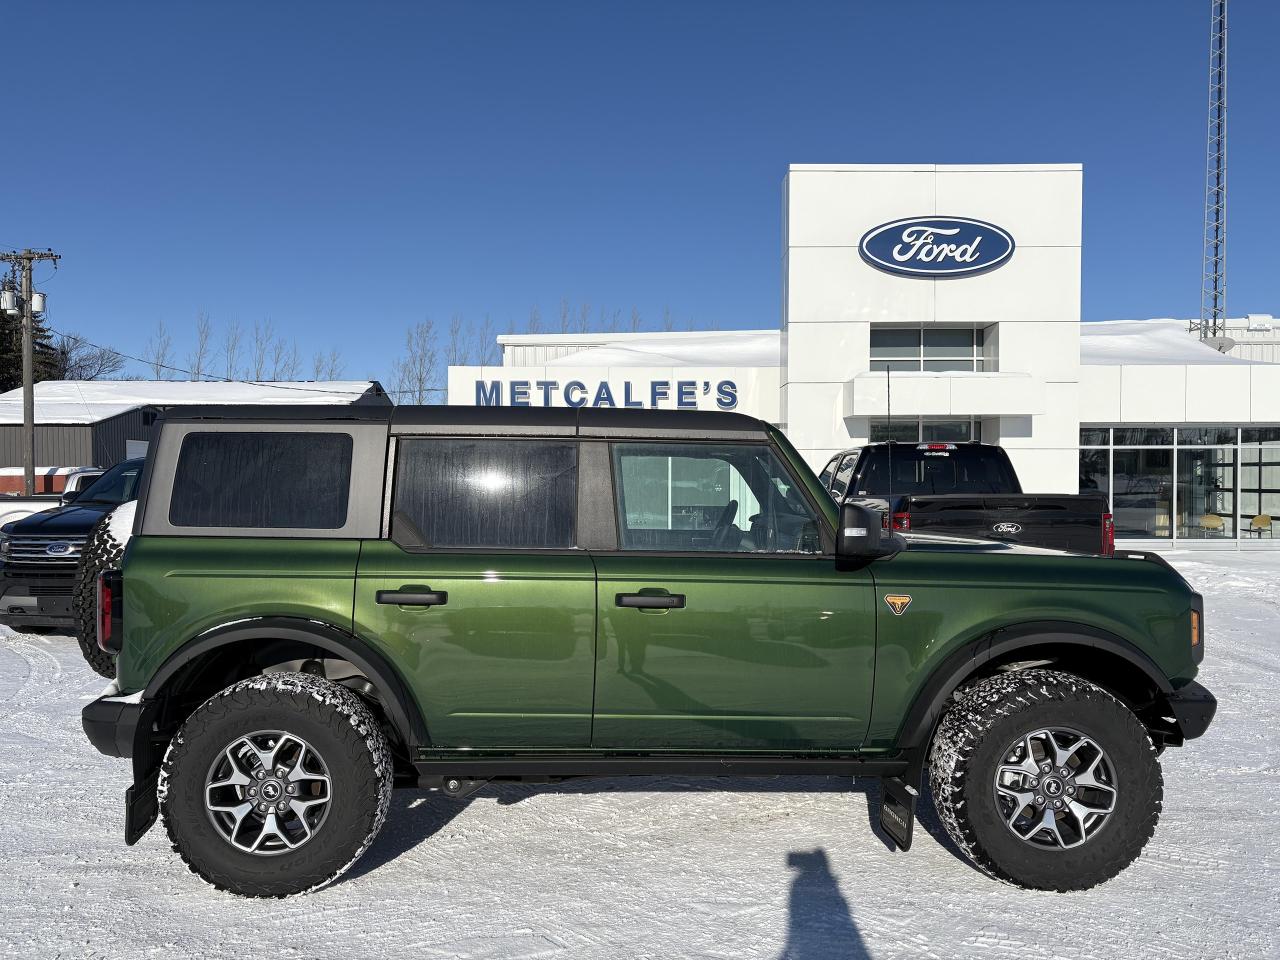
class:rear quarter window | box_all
[168,431,353,528]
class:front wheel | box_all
[929,668,1162,891]
[159,673,393,897]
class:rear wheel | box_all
[159,673,393,897]
[929,668,1162,891]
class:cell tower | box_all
[1200,0,1228,342]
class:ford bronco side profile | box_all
[81,405,1215,897]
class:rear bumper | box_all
[82,693,146,759]
[1167,680,1217,741]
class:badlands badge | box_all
[884,594,913,616]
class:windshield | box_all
[853,446,1020,496]
[77,459,143,506]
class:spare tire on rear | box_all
[73,502,135,679]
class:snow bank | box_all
[1080,319,1254,365]
[545,331,780,368]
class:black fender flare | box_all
[895,620,1174,753]
[143,616,429,750]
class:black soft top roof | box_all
[157,404,770,440]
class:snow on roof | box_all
[541,331,780,368]
[1079,320,1255,365]
[0,380,382,425]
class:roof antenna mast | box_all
[1199,0,1229,349]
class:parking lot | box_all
[0,551,1275,960]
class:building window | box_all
[869,418,982,443]
[1078,424,1280,542]
[869,327,987,372]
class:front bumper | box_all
[1167,680,1217,741]
[0,571,76,627]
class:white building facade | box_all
[447,163,1280,548]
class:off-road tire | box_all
[72,510,128,678]
[159,673,393,897]
[928,668,1162,892]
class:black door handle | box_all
[616,592,685,609]
[376,589,448,607]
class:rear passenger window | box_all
[392,439,577,549]
[169,432,353,528]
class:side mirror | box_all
[60,490,81,504]
[837,502,903,559]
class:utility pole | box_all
[1,249,61,495]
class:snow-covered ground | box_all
[0,552,1275,960]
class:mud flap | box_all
[879,776,918,851]
[124,771,159,845]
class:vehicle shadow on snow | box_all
[346,776,969,887]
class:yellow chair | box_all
[1199,514,1225,537]
[1250,514,1273,538]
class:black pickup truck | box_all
[818,442,1113,555]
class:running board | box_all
[413,753,908,781]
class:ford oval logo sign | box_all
[859,216,1015,278]
[45,542,73,556]
[991,522,1022,536]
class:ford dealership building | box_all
[448,163,1280,547]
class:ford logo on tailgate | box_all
[859,216,1015,278]
[992,522,1022,536]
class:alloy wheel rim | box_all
[204,730,332,856]
[992,726,1118,850]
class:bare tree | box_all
[249,319,274,379]
[662,306,674,332]
[187,311,213,380]
[576,302,590,333]
[391,319,438,404]
[143,321,174,379]
[629,307,642,332]
[312,348,344,380]
[446,314,469,366]
[271,339,299,380]
[474,314,496,365]
[527,305,542,334]
[52,334,127,380]
[558,298,571,333]
[221,319,242,380]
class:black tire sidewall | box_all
[164,690,383,895]
[959,696,1160,889]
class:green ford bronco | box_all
[82,405,1215,897]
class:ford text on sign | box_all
[859,216,1014,278]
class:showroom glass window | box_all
[1108,429,1173,540]
[1176,428,1236,538]
[611,442,822,554]
[1241,428,1280,538]
[169,432,353,528]
[393,439,577,549]
[1078,428,1110,504]
[869,327,988,372]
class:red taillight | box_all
[892,512,911,531]
[1101,513,1115,557]
[97,575,112,652]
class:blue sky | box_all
[5,1,1278,386]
